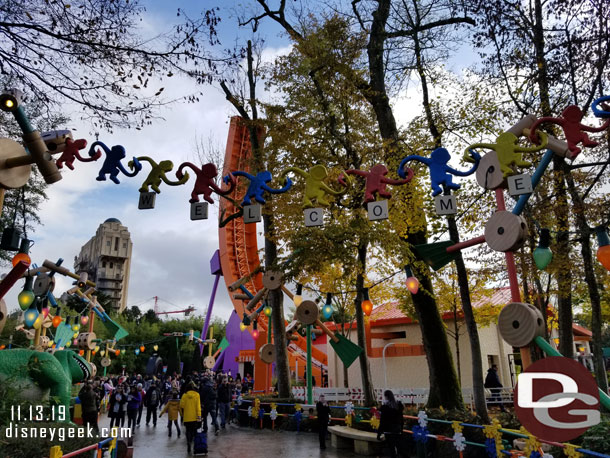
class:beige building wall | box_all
[327,319,514,390]
[74,218,133,312]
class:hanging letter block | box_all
[243,204,262,224]
[367,200,389,221]
[434,195,457,215]
[190,202,208,220]
[304,208,324,227]
[507,173,533,196]
[138,192,156,210]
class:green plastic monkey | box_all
[129,156,190,193]
[282,165,349,208]
[465,131,548,177]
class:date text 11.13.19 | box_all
[10,405,67,422]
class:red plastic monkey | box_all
[176,162,236,204]
[529,105,610,158]
[338,163,414,203]
[56,138,101,170]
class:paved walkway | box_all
[100,415,362,458]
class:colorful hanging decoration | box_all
[533,228,553,270]
[18,276,36,311]
[338,163,414,203]
[56,138,99,170]
[399,148,480,196]
[595,226,610,271]
[224,170,291,206]
[281,165,345,208]
[529,105,610,158]
[88,141,142,184]
[592,95,610,118]
[176,162,235,203]
[404,266,419,294]
[133,157,189,194]
[361,288,373,316]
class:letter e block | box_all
[190,202,208,220]
[243,204,262,223]
[138,192,156,210]
[304,208,324,227]
[434,195,457,215]
[367,200,389,221]
[507,173,533,196]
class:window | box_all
[110,262,113,269]
[123,242,127,248]
[114,237,119,251]
[106,240,111,246]
[102,261,106,268]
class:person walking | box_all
[180,382,202,455]
[316,395,331,449]
[199,377,219,435]
[377,390,404,458]
[145,381,161,426]
[136,383,146,427]
[484,364,507,412]
[160,390,181,438]
[126,385,142,431]
[108,385,127,428]
[217,377,232,430]
[79,381,99,433]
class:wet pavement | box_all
[100,415,362,458]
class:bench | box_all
[328,425,384,456]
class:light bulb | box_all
[18,276,36,310]
[81,316,89,326]
[115,349,121,356]
[100,350,105,357]
[79,350,85,356]
[140,345,145,352]
[322,304,334,320]
[48,340,54,348]
[263,304,272,317]
[41,308,50,318]
[121,349,125,355]
[12,238,32,267]
[239,322,247,332]
[135,349,140,355]
[361,288,373,317]
[596,226,610,271]
[72,324,80,332]
[404,266,419,294]
[33,315,42,329]
[252,329,259,339]
[533,228,553,270]
[153,344,159,351]
[24,306,39,327]
[52,316,62,327]
[294,283,303,306]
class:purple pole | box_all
[200,273,221,356]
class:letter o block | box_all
[498,302,545,347]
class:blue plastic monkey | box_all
[88,141,142,184]
[398,147,480,196]
[223,170,292,205]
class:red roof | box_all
[470,287,512,308]
[572,323,592,337]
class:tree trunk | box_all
[447,216,489,421]
[365,0,462,410]
[565,174,609,393]
[263,212,292,398]
[355,241,375,406]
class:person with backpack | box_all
[78,381,99,433]
[159,390,181,438]
[180,382,202,455]
[145,381,161,427]
[199,377,219,435]
[377,390,404,458]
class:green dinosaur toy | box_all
[0,349,92,421]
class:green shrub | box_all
[581,419,610,453]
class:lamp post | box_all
[382,342,396,388]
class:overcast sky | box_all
[3,1,427,321]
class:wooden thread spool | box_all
[484,211,528,252]
[33,273,55,296]
[498,302,545,347]
[77,332,97,350]
[101,357,111,367]
[259,343,276,364]
[0,299,6,334]
[89,362,97,378]
[203,356,215,369]
[0,138,31,189]
[262,271,283,290]
[475,151,506,190]
[295,300,319,325]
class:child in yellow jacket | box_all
[160,390,181,438]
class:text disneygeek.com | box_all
[2,424,131,441]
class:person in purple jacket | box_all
[126,385,142,431]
